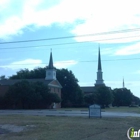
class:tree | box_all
[4,80,61,109]
[46,93,61,106]
[32,81,61,107]
[112,88,133,106]
[10,68,46,79]
[56,69,84,107]
[94,86,113,108]
[0,75,6,80]
[84,93,95,106]
[9,68,84,107]
[5,80,33,109]
[132,95,140,105]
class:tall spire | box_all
[98,47,102,70]
[123,77,125,88]
[48,51,54,69]
[45,51,56,80]
[95,46,105,86]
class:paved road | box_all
[0,110,140,117]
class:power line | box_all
[0,34,140,50]
[0,28,140,45]
[1,57,140,66]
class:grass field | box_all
[60,106,140,113]
[103,106,140,113]
[0,115,139,140]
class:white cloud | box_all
[133,70,140,74]
[71,0,140,43]
[100,47,115,55]
[114,42,140,55]
[0,59,42,70]
[54,60,78,68]
[1,0,140,43]
[0,59,78,71]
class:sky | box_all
[0,0,140,97]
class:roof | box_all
[81,86,112,94]
[49,80,62,88]
[0,79,62,88]
[80,86,95,94]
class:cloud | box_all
[114,42,140,55]
[100,47,115,55]
[1,0,140,43]
[0,59,43,70]
[133,70,140,74]
[0,59,78,71]
[54,60,78,68]
[71,0,140,43]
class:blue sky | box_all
[0,0,140,97]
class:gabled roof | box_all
[49,80,62,88]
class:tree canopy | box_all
[94,86,113,108]
[56,69,84,107]
[10,67,84,107]
[4,80,61,109]
[7,67,139,108]
[112,88,133,106]
[10,68,46,79]
[83,86,113,108]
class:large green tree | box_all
[56,69,84,107]
[4,80,61,109]
[94,86,113,108]
[10,68,46,79]
[84,93,95,106]
[132,95,140,105]
[10,68,84,107]
[112,88,133,106]
[0,75,6,80]
[5,80,33,109]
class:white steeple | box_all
[95,46,105,86]
[45,51,56,80]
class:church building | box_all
[81,47,106,94]
[0,52,62,108]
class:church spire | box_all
[123,77,125,88]
[45,51,56,80]
[95,46,105,86]
[98,47,102,70]
[48,51,54,69]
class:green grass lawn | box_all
[59,106,140,113]
[0,115,139,140]
[103,106,140,113]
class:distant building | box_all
[0,52,62,108]
[81,47,106,94]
